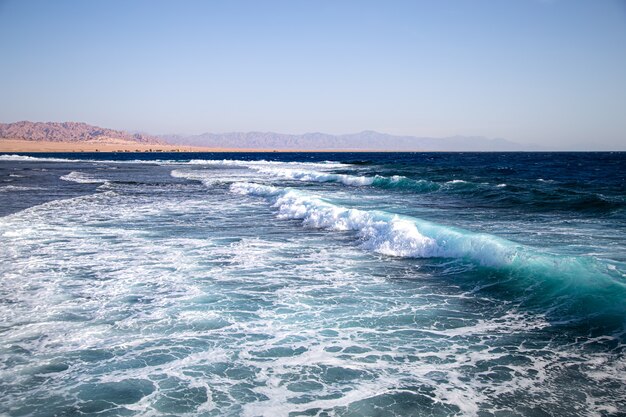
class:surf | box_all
[256,167,441,192]
[229,181,626,324]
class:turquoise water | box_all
[0,152,625,416]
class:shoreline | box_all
[0,139,398,153]
[0,139,261,153]
[3,139,612,153]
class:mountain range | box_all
[161,130,530,151]
[0,121,532,151]
[0,121,163,144]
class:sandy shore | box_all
[0,139,271,153]
[0,139,399,153]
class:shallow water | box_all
[0,152,625,416]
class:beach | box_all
[0,139,394,153]
[0,139,243,153]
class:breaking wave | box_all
[60,171,108,184]
[0,154,346,169]
[0,154,83,163]
[230,182,626,321]
[256,167,441,192]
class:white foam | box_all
[249,168,441,192]
[0,185,44,192]
[186,159,347,169]
[231,182,281,197]
[0,154,82,163]
[171,168,258,186]
[0,154,156,165]
[229,182,519,266]
[170,168,217,186]
[389,175,407,182]
[1,177,623,416]
[60,171,108,184]
[0,155,348,171]
[256,167,374,186]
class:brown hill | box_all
[0,121,163,144]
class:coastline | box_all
[0,139,401,153]
[0,139,258,153]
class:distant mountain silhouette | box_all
[161,130,531,151]
[0,122,533,150]
[0,121,163,144]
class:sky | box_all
[0,0,625,150]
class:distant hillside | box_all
[161,130,530,151]
[0,121,163,144]
[0,122,532,151]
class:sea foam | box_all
[186,159,347,169]
[255,167,441,192]
[230,182,518,265]
[229,181,626,319]
[256,167,375,186]
[60,171,108,184]
[0,154,83,163]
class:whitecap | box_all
[0,185,44,192]
[60,171,108,184]
[256,167,374,186]
[229,182,519,266]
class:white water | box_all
[230,182,519,266]
[60,171,109,184]
[1,156,624,417]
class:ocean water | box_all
[0,152,625,417]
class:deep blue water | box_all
[0,152,625,416]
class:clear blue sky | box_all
[1,0,625,149]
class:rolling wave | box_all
[0,154,84,163]
[0,154,347,169]
[60,171,108,184]
[0,185,44,192]
[256,167,441,192]
[255,167,625,213]
[230,182,626,321]
[187,159,347,169]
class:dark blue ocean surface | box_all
[0,152,624,416]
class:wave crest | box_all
[230,182,520,265]
[257,167,441,192]
[60,171,108,184]
[229,181,626,322]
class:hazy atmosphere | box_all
[1,0,625,150]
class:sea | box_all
[0,152,624,417]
